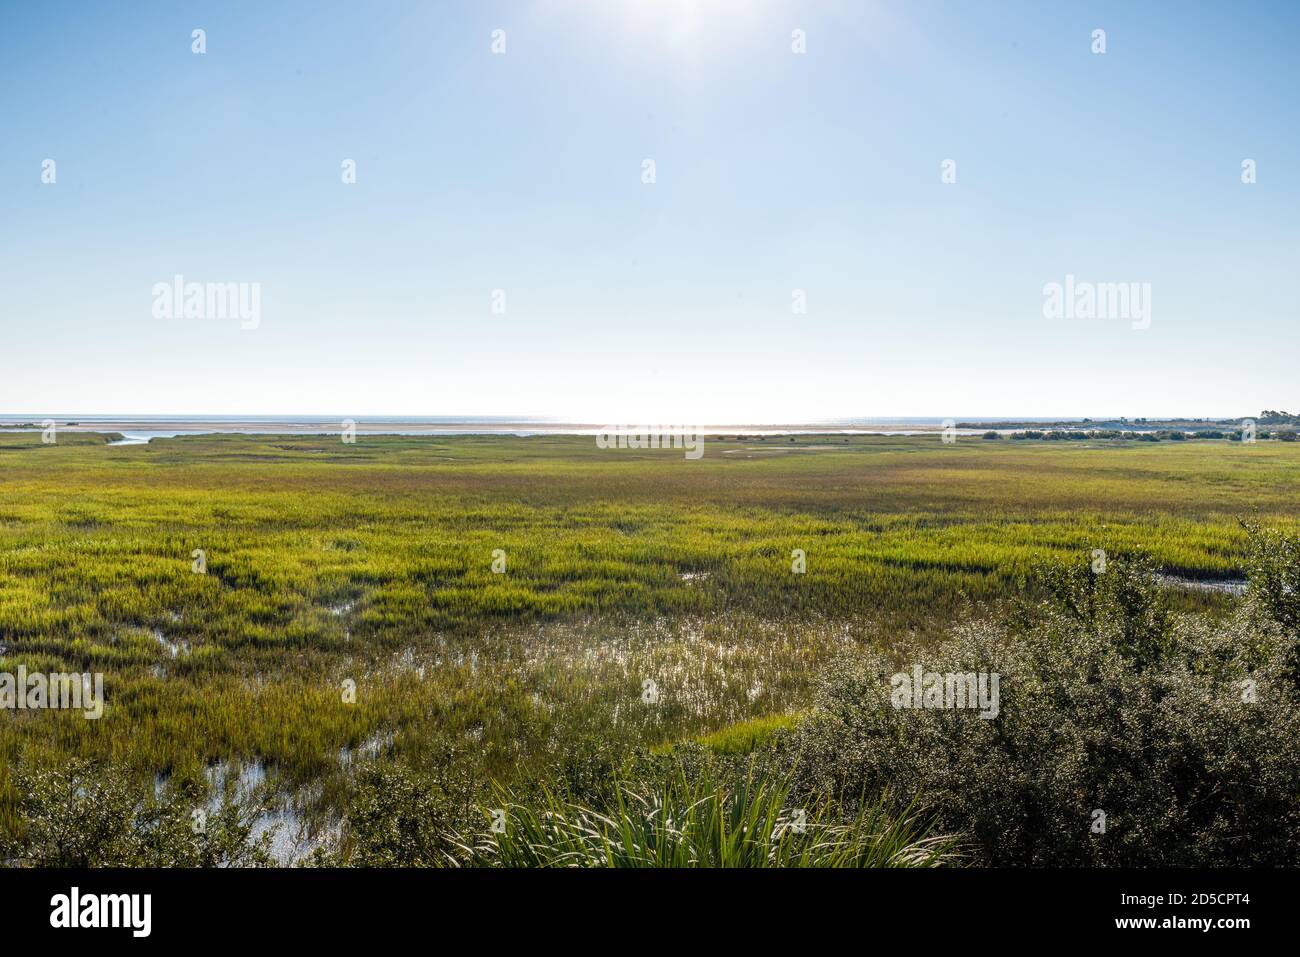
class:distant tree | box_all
[1260,410,1298,425]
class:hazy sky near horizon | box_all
[3,0,1298,421]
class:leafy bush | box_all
[331,762,477,867]
[1243,523,1300,657]
[0,760,273,867]
[783,543,1300,866]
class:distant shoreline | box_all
[0,414,1277,436]
[0,420,964,437]
[2,415,1290,447]
[0,416,991,436]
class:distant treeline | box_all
[963,410,1299,430]
[982,428,1297,442]
[1259,410,1300,424]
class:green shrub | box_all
[784,545,1300,866]
[1243,523,1300,658]
[0,760,273,867]
[332,762,477,867]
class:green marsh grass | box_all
[1,430,1296,845]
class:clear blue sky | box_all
[2,0,1297,420]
